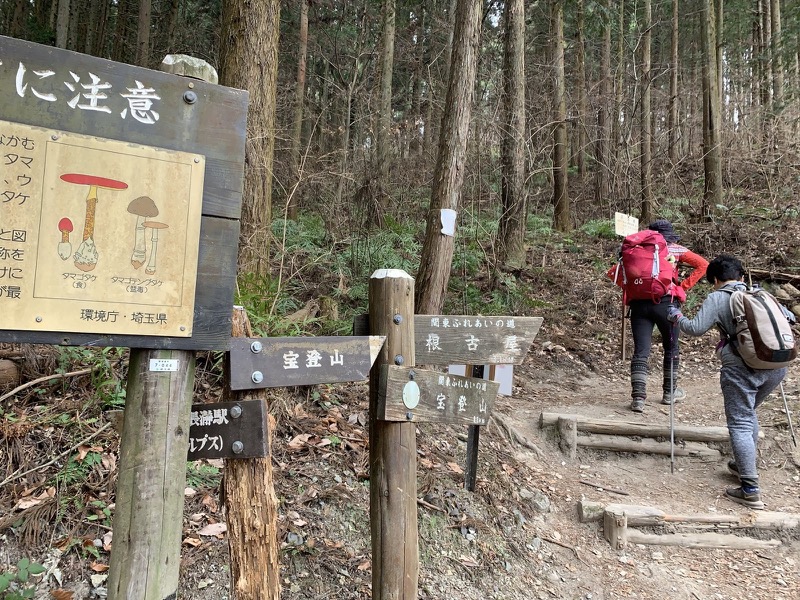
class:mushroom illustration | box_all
[127,196,159,269]
[142,221,169,275]
[57,217,73,260]
[60,173,128,272]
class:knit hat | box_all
[647,219,680,243]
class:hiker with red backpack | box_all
[608,219,708,413]
[667,254,796,509]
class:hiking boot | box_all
[630,397,645,413]
[661,387,686,405]
[725,486,764,510]
[727,460,740,477]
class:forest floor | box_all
[1,214,800,599]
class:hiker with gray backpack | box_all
[667,254,797,510]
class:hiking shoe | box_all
[661,387,686,405]
[725,486,764,510]
[727,460,740,477]
[630,398,645,413]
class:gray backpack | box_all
[720,287,796,369]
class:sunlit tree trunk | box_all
[770,0,783,112]
[288,0,309,220]
[701,0,722,218]
[497,0,526,269]
[639,0,654,224]
[415,0,481,314]
[56,0,69,49]
[220,0,281,274]
[612,0,625,198]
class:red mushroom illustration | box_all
[142,221,168,275]
[60,174,128,272]
[57,217,73,260]
[127,196,159,269]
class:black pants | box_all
[629,297,681,401]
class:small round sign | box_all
[402,381,420,409]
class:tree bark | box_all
[770,0,783,111]
[415,0,481,314]
[56,0,69,49]
[288,0,309,220]
[668,0,679,164]
[701,0,722,217]
[594,0,612,204]
[374,0,397,225]
[497,0,527,269]
[575,0,587,181]
[219,0,281,274]
[551,0,570,233]
[639,0,654,224]
[135,0,151,67]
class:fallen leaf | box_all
[197,522,227,537]
[50,590,73,600]
[447,462,464,474]
[89,561,109,573]
[357,560,371,571]
[292,519,307,527]
[182,536,202,547]
[459,556,480,568]
[77,445,103,462]
[287,434,311,451]
[102,531,113,551]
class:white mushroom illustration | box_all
[143,221,169,275]
[127,196,159,269]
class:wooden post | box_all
[368,269,418,600]
[557,416,577,459]
[223,307,280,599]
[107,349,195,600]
[464,364,483,491]
[107,55,219,600]
[621,297,627,361]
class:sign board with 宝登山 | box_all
[228,336,386,390]
[187,400,269,460]
[414,315,542,365]
[377,365,500,425]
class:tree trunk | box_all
[639,0,654,224]
[497,0,527,269]
[219,0,281,275]
[770,0,783,112]
[668,0,679,164]
[288,0,309,220]
[551,0,570,233]
[575,0,587,180]
[112,0,131,63]
[612,0,625,181]
[56,0,69,49]
[415,0,481,314]
[374,0,396,225]
[135,0,151,67]
[594,0,611,204]
[701,0,722,218]
[165,0,181,53]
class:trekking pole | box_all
[779,381,797,447]
[669,322,676,474]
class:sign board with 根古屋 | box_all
[0,35,248,351]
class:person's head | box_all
[647,219,680,243]
[706,254,745,287]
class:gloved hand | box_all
[666,306,683,323]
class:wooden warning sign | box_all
[229,336,385,390]
[414,315,542,365]
[377,365,499,425]
[187,399,268,460]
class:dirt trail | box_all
[493,344,800,600]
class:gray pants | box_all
[720,364,787,488]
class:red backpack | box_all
[607,230,685,304]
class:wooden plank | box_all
[187,399,268,460]
[229,336,385,390]
[0,37,246,351]
[414,315,542,365]
[539,411,762,443]
[368,269,418,599]
[377,365,499,425]
[578,432,720,457]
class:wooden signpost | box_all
[187,399,269,461]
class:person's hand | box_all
[667,306,683,323]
